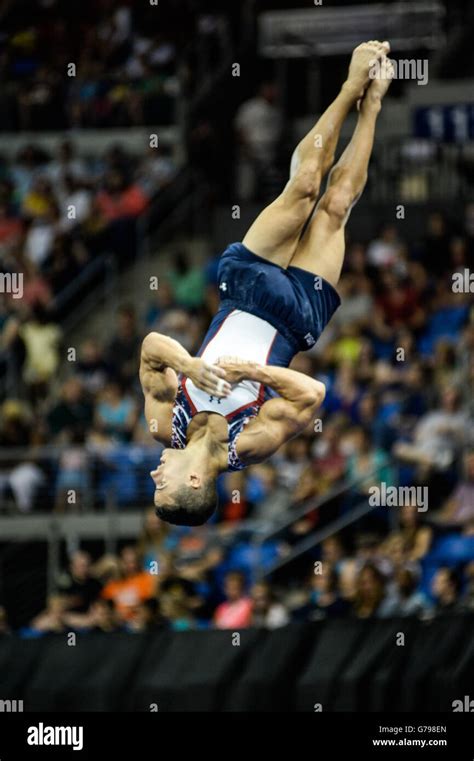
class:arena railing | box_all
[251,454,400,579]
[135,167,203,268]
[51,166,201,349]
[0,443,163,516]
[369,137,469,203]
[54,253,119,335]
[0,445,400,592]
[64,170,192,324]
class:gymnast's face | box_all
[150,448,203,508]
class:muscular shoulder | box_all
[236,397,311,465]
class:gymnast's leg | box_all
[242,41,390,269]
[289,55,394,288]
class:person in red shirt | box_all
[95,170,148,222]
[214,571,253,629]
[0,203,23,250]
[102,545,156,622]
[376,272,424,330]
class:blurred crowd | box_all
[0,202,473,631]
[2,207,472,516]
[1,499,473,637]
[0,0,473,633]
[0,0,192,130]
[0,136,176,477]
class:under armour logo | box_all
[209,395,221,404]
[304,332,315,346]
[219,282,227,292]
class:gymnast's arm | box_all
[140,332,231,403]
[216,358,326,462]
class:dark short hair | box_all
[440,566,461,593]
[155,481,217,526]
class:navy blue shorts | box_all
[216,242,341,353]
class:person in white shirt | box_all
[234,82,282,201]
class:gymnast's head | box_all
[150,446,218,526]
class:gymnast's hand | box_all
[216,356,258,384]
[187,357,231,398]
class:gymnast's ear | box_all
[189,473,203,489]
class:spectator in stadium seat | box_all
[45,140,88,189]
[380,567,431,617]
[101,545,156,622]
[354,533,393,578]
[43,234,82,296]
[10,145,47,203]
[291,461,320,508]
[276,437,312,493]
[125,599,160,632]
[214,571,252,629]
[394,387,468,473]
[0,399,45,512]
[432,340,458,391]
[135,144,177,195]
[296,565,350,621]
[244,463,289,523]
[395,362,430,430]
[82,599,121,633]
[461,561,474,613]
[1,314,27,396]
[156,552,205,620]
[329,323,364,366]
[18,306,61,398]
[421,212,450,277]
[435,450,474,526]
[324,362,361,416]
[382,504,432,564]
[95,169,148,222]
[220,470,250,522]
[338,558,359,606]
[352,563,390,619]
[47,377,93,440]
[376,271,425,331]
[456,324,474,417]
[21,176,56,221]
[136,506,171,572]
[55,550,102,613]
[345,426,395,507]
[366,224,402,268]
[160,589,196,631]
[95,380,138,443]
[20,260,52,311]
[321,535,348,573]
[0,201,23,253]
[167,249,206,310]
[234,81,282,202]
[331,273,374,333]
[54,430,90,512]
[106,305,141,386]
[145,279,175,328]
[27,594,68,636]
[57,175,92,234]
[431,567,463,616]
[76,339,109,396]
[250,581,289,629]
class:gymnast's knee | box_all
[321,173,359,226]
[289,159,321,202]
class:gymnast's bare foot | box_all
[345,40,391,100]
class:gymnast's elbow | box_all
[300,380,326,412]
[141,331,160,354]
